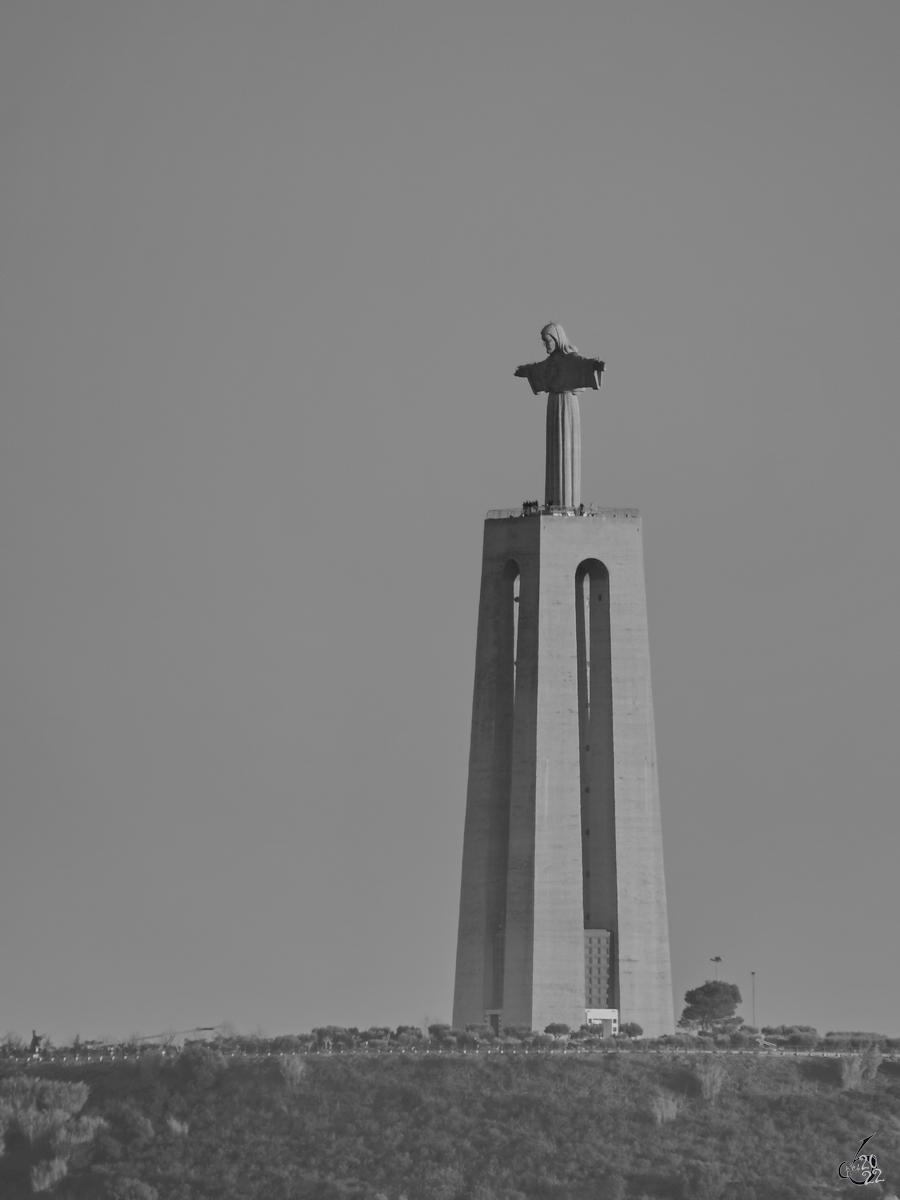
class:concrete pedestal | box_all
[545,392,581,508]
[452,508,674,1037]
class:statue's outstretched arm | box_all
[514,361,547,395]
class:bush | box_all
[836,1049,880,1091]
[3,1051,896,1198]
[0,1077,96,1145]
[393,1031,423,1047]
[729,1031,754,1048]
[105,1177,160,1200]
[825,1030,888,1053]
[649,1092,681,1124]
[605,1172,627,1200]
[763,1024,817,1036]
[138,1049,165,1085]
[502,1025,534,1041]
[394,1025,423,1040]
[656,1033,699,1048]
[1,1033,24,1057]
[0,1077,106,1195]
[312,1026,357,1047]
[267,1034,308,1053]
[763,1024,819,1048]
[840,1055,864,1090]
[787,1031,818,1049]
[693,1057,728,1103]
[30,1156,68,1193]
[861,1045,883,1082]
[102,1102,155,1148]
[171,1043,228,1090]
[279,1054,306,1088]
[464,1024,495,1042]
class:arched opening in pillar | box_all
[575,559,617,1008]
[512,569,520,704]
[485,558,519,1013]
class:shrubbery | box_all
[2,1047,899,1198]
[0,1077,106,1197]
[7,1020,900,1068]
[679,980,742,1030]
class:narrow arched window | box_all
[484,558,520,1011]
[576,559,617,998]
[511,568,520,704]
[575,559,610,738]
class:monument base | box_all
[452,507,674,1038]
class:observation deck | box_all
[486,505,640,520]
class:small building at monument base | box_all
[584,1008,619,1038]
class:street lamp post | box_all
[710,956,722,980]
[751,971,756,1031]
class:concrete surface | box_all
[452,508,675,1038]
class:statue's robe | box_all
[514,350,604,508]
[514,351,605,395]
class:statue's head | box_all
[540,322,577,355]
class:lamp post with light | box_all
[751,971,756,1031]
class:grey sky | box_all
[1,0,898,1042]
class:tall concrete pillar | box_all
[545,392,581,509]
[452,507,674,1037]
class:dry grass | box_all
[840,1048,882,1090]
[649,1091,681,1123]
[30,1156,68,1193]
[693,1056,728,1103]
[279,1054,307,1088]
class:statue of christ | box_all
[514,323,604,510]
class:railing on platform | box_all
[485,506,639,520]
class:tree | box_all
[619,1022,643,1038]
[0,1077,106,1196]
[679,981,742,1030]
[465,1024,495,1041]
[501,1025,534,1041]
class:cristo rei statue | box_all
[452,319,675,1038]
[514,322,605,510]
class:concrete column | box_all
[545,393,581,509]
[453,509,674,1037]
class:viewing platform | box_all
[485,505,640,520]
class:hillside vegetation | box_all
[2,1047,900,1199]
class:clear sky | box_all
[1,0,898,1043]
